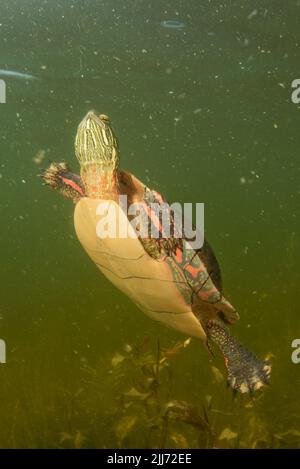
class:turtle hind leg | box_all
[207,320,272,393]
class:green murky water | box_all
[0,0,299,448]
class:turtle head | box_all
[75,111,120,197]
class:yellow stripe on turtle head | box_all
[75,110,120,170]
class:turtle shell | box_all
[74,197,207,339]
[74,172,239,341]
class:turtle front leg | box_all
[207,320,272,393]
[42,162,86,202]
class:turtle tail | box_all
[207,320,272,393]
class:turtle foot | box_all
[42,162,85,201]
[227,356,272,394]
[207,320,272,394]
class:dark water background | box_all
[0,0,299,448]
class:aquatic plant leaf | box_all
[124,387,150,400]
[161,338,192,360]
[60,432,72,443]
[111,352,125,367]
[274,429,300,439]
[252,439,270,449]
[202,405,210,425]
[205,395,212,407]
[123,343,133,353]
[170,432,189,448]
[124,402,133,409]
[218,428,238,441]
[183,338,192,348]
[244,401,254,409]
[115,415,138,443]
[286,429,300,437]
[59,430,86,449]
[164,400,210,432]
[265,353,275,361]
[211,366,225,383]
[74,430,86,449]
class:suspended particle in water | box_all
[161,20,185,29]
[33,149,46,165]
[247,9,258,20]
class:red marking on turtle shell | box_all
[175,248,183,263]
[184,263,204,278]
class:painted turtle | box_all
[42,111,271,393]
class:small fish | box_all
[0,69,38,80]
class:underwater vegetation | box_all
[2,335,297,449]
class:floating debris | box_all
[33,149,46,165]
[0,69,38,80]
[247,9,258,20]
[161,20,185,29]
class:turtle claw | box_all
[227,359,272,394]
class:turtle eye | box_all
[99,114,109,121]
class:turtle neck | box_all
[81,164,120,199]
